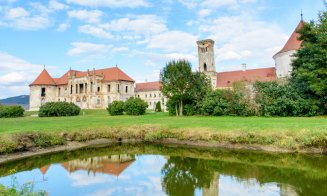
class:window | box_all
[125,86,128,93]
[58,88,61,96]
[41,88,46,97]
[138,95,140,98]
[108,84,111,92]
[204,63,207,71]
[159,93,161,97]
[70,85,73,94]
[145,94,147,98]
[85,83,87,93]
[79,84,84,93]
[117,84,120,93]
[97,86,100,92]
[150,94,152,98]
[154,94,156,98]
[91,82,93,92]
[97,98,101,105]
[76,84,78,93]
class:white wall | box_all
[274,50,297,78]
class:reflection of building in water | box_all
[202,172,219,196]
[61,154,135,176]
[39,165,50,175]
[279,184,298,196]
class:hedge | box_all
[0,105,24,118]
[107,101,125,116]
[38,102,80,117]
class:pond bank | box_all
[0,125,326,163]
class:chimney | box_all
[242,63,246,72]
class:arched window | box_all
[204,63,207,71]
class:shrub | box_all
[38,102,80,117]
[254,81,323,116]
[155,101,162,112]
[0,105,24,118]
[124,97,148,115]
[107,101,125,115]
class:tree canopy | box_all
[291,11,327,113]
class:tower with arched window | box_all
[197,39,217,88]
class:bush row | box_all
[38,102,81,117]
[0,105,24,118]
[166,81,324,117]
[107,97,148,116]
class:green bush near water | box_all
[38,102,80,117]
[124,97,148,115]
[107,101,125,115]
[0,105,24,118]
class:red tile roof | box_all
[61,159,135,176]
[31,67,134,86]
[274,21,303,56]
[135,81,161,92]
[30,69,56,86]
[216,67,276,88]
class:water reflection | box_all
[0,144,326,196]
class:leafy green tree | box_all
[291,11,327,114]
[124,97,148,115]
[160,60,193,116]
[38,102,80,117]
[160,60,211,116]
[155,101,162,112]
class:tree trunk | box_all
[175,104,178,116]
[180,99,183,116]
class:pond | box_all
[0,144,326,196]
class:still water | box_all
[0,144,326,196]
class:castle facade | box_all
[29,21,302,111]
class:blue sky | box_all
[0,0,325,98]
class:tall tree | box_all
[291,11,327,113]
[160,60,193,116]
[160,60,211,116]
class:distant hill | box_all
[0,95,29,109]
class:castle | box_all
[29,20,303,111]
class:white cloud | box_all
[6,7,29,19]
[198,9,211,17]
[201,0,237,8]
[67,42,111,56]
[68,9,103,23]
[101,15,166,35]
[111,47,129,53]
[199,15,287,70]
[57,22,70,32]
[49,0,68,10]
[147,31,197,52]
[78,25,114,39]
[0,52,54,98]
[66,0,149,8]
[178,0,199,9]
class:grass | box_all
[0,110,326,154]
[0,109,326,133]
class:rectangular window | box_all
[97,86,100,92]
[41,88,46,97]
[76,84,78,94]
[70,85,73,94]
[108,84,111,92]
[125,86,128,93]
[91,82,93,92]
[117,84,120,93]
[58,88,61,96]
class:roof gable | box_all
[30,69,56,86]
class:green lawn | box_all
[0,110,326,133]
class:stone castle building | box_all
[29,20,302,111]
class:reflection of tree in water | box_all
[161,157,218,196]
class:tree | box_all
[160,60,193,116]
[291,11,327,114]
[160,60,211,116]
[107,101,124,115]
[155,101,162,112]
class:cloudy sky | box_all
[0,0,325,98]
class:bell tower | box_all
[197,39,217,88]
